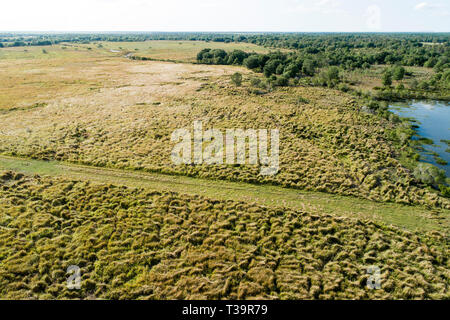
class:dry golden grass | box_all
[0,42,449,300]
[0,43,254,110]
[0,45,117,109]
[0,43,448,208]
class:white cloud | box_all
[0,0,448,32]
[291,0,344,15]
[414,2,449,15]
[414,2,429,10]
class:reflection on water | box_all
[389,100,450,177]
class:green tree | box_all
[326,66,340,82]
[382,71,392,86]
[243,55,260,70]
[424,57,437,68]
[393,66,405,81]
[283,62,301,78]
[418,80,429,90]
[197,48,211,62]
[263,59,282,77]
[274,75,289,86]
[227,50,247,65]
[275,64,284,75]
[211,49,227,64]
[301,59,315,76]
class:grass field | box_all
[0,170,448,299]
[0,45,116,109]
[96,40,275,62]
[0,155,447,233]
[0,40,449,300]
[0,57,447,207]
[0,41,266,110]
[344,65,435,91]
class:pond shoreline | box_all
[389,100,450,177]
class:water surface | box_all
[389,100,450,177]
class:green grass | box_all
[94,40,275,62]
[1,169,448,299]
[0,44,106,60]
[0,41,272,63]
[0,155,448,233]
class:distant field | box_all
[0,41,268,110]
[0,45,115,109]
[0,37,449,301]
[0,45,448,208]
[344,65,435,91]
[0,40,273,61]
[95,40,275,62]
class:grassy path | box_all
[0,155,448,233]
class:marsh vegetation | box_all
[0,32,449,300]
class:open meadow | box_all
[1,43,449,207]
[0,39,449,300]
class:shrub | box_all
[439,185,450,198]
[250,77,262,87]
[382,71,392,87]
[418,80,429,90]
[393,66,405,81]
[302,59,316,76]
[413,163,446,186]
[230,72,243,87]
[263,59,282,77]
[274,75,289,87]
[244,55,260,70]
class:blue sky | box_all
[1,0,449,32]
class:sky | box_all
[1,0,449,32]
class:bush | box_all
[396,83,405,90]
[382,71,392,86]
[244,55,260,70]
[393,66,405,81]
[274,75,289,87]
[250,77,262,87]
[338,83,350,92]
[439,185,450,198]
[302,59,316,76]
[413,163,446,186]
[230,72,243,86]
[418,80,429,90]
[263,59,282,77]
[327,66,340,82]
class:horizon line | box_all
[1,30,449,34]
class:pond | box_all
[389,100,450,177]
